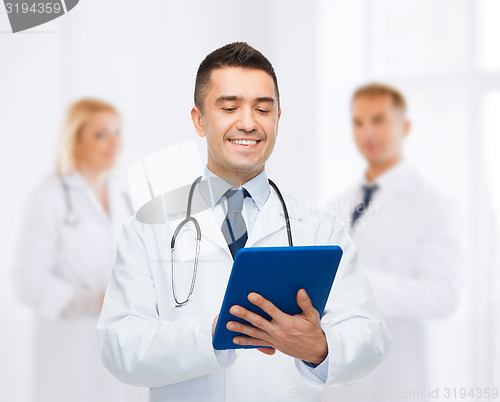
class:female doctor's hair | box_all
[54,98,121,175]
[194,41,280,111]
[352,82,407,115]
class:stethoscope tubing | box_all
[170,175,292,307]
[170,176,202,307]
[268,178,293,247]
[60,176,78,225]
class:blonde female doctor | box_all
[12,99,147,402]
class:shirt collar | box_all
[363,160,409,190]
[199,168,232,209]
[62,170,117,189]
[200,166,270,211]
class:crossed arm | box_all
[212,289,328,366]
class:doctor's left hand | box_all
[227,289,328,366]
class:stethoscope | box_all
[171,176,293,307]
[61,177,79,225]
[59,176,133,226]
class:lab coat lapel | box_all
[246,191,295,248]
[373,164,419,211]
[170,208,232,261]
[171,190,299,260]
[65,173,111,225]
[196,208,232,257]
[107,179,133,240]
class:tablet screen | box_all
[212,245,343,350]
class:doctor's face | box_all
[74,111,122,173]
[351,95,410,167]
[191,67,281,185]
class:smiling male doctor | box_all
[98,42,391,402]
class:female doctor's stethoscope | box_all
[171,176,293,307]
[61,176,79,225]
[60,176,133,225]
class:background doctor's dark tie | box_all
[221,188,249,259]
[351,184,378,228]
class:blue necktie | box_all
[221,188,249,259]
[351,185,378,228]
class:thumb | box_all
[297,289,318,318]
[212,314,219,337]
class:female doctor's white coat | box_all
[97,182,392,402]
[12,173,148,402]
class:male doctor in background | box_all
[326,83,463,401]
[97,43,391,402]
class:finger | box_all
[247,293,286,323]
[227,320,269,341]
[232,336,274,348]
[230,305,274,333]
[296,289,319,319]
[257,347,276,355]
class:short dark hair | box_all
[352,83,407,115]
[194,42,280,111]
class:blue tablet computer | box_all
[212,245,343,350]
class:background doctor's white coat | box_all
[0,1,499,401]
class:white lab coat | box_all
[97,181,392,402]
[12,172,148,402]
[324,161,463,401]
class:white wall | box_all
[56,0,320,198]
[0,8,62,400]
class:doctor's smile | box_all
[228,138,261,146]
